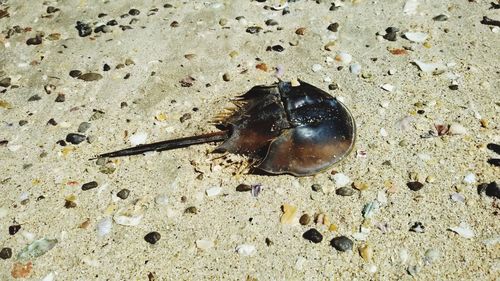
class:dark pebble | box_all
[103,63,111,71]
[98,13,108,18]
[383,32,397,41]
[46,6,59,13]
[282,7,290,15]
[246,26,262,34]
[184,206,198,214]
[179,113,191,123]
[81,181,98,191]
[47,118,57,126]
[265,19,278,26]
[271,45,284,52]
[299,214,311,225]
[19,120,28,126]
[94,25,106,33]
[78,122,91,133]
[170,21,179,27]
[107,19,118,26]
[433,14,448,21]
[56,140,67,146]
[129,8,140,16]
[303,228,323,243]
[327,22,339,32]
[144,231,161,244]
[78,73,103,81]
[64,199,76,208]
[330,236,353,252]
[0,77,11,87]
[69,70,82,78]
[163,3,173,8]
[385,27,400,33]
[28,94,41,101]
[478,182,499,199]
[449,85,459,90]
[409,222,425,233]
[66,133,86,144]
[0,247,12,259]
[26,36,42,45]
[265,237,273,246]
[55,93,65,102]
[116,188,130,199]
[9,224,21,235]
[328,83,339,90]
[311,184,322,192]
[336,186,355,196]
[236,184,252,192]
[75,21,92,37]
[407,181,424,191]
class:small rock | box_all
[235,244,256,256]
[196,239,214,250]
[66,133,86,144]
[222,73,230,81]
[449,222,475,238]
[184,206,198,214]
[350,63,362,75]
[407,181,424,191]
[265,19,278,26]
[330,236,353,252]
[236,184,252,192]
[129,8,140,16]
[246,26,262,34]
[311,64,322,72]
[144,231,161,244]
[303,228,323,243]
[96,217,112,236]
[77,122,91,133]
[9,224,21,235]
[311,184,322,192]
[410,222,425,233]
[55,93,65,102]
[0,247,12,259]
[327,22,339,32]
[116,189,130,199]
[0,77,11,87]
[26,36,42,45]
[69,70,82,78]
[81,181,98,191]
[271,45,284,52]
[280,204,297,224]
[332,173,351,187]
[78,73,103,82]
[299,214,311,225]
[463,173,476,184]
[381,84,395,92]
[335,51,352,64]
[336,186,355,196]
[404,32,428,43]
[46,6,59,13]
[383,32,397,41]
[477,182,499,199]
[75,21,92,37]
[295,27,306,35]
[206,186,222,197]
[433,14,448,21]
[28,95,41,101]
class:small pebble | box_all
[46,6,59,13]
[477,182,499,199]
[107,20,118,26]
[78,73,103,82]
[235,244,256,256]
[299,214,311,225]
[407,181,424,191]
[0,247,12,259]
[381,84,395,92]
[332,173,351,187]
[303,228,323,243]
[66,133,86,144]
[77,122,91,133]
[311,184,322,192]
[116,189,130,199]
[383,32,397,41]
[236,184,252,192]
[327,22,339,32]
[271,45,284,52]
[81,181,98,191]
[295,27,306,35]
[9,224,21,235]
[350,63,361,75]
[184,206,198,214]
[69,70,82,78]
[330,236,353,252]
[449,222,475,238]
[449,85,459,91]
[75,21,92,37]
[265,19,278,26]
[222,73,230,81]
[206,186,222,197]
[433,14,448,21]
[246,26,262,34]
[336,186,355,196]
[129,9,140,16]
[144,231,161,244]
[463,173,476,184]
[311,64,322,72]
[28,95,41,101]
[26,36,42,45]
[55,93,65,102]
[0,77,11,87]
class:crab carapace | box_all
[96,80,356,176]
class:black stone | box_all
[19,120,28,126]
[98,13,108,18]
[449,85,459,90]
[144,231,161,244]
[330,236,353,252]
[56,140,67,146]
[28,94,41,101]
[407,181,424,191]
[336,187,355,196]
[433,14,448,21]
[478,182,499,199]
[66,133,86,144]
[271,45,284,52]
[163,4,173,8]
[129,9,140,16]
[107,20,118,26]
[327,22,339,32]
[103,63,111,71]
[81,181,98,191]
[47,118,58,126]
[236,184,252,192]
[26,36,42,45]
[265,19,278,26]
[0,77,11,87]
[55,93,65,102]
[46,6,60,13]
[116,189,130,199]
[410,222,425,233]
[75,21,92,37]
[311,184,322,192]
[9,224,21,235]
[303,228,323,243]
[383,32,397,41]
[94,25,106,33]
[69,70,82,78]
[0,247,12,259]
[246,26,262,34]
[385,27,400,33]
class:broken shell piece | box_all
[403,0,419,15]
[449,222,475,238]
[404,32,428,43]
[448,123,467,135]
[196,239,214,250]
[280,204,297,224]
[113,199,146,226]
[235,244,256,256]
[97,217,112,236]
[17,238,58,261]
[413,60,446,73]
[335,51,352,64]
[359,243,373,262]
[206,186,222,197]
[331,173,351,187]
[381,84,395,92]
[129,132,148,145]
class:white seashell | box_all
[463,173,475,184]
[7,144,22,152]
[404,32,428,43]
[96,217,112,236]
[235,244,256,256]
[155,194,169,205]
[450,193,465,203]
[196,239,214,250]
[381,84,395,92]
[311,64,322,72]
[403,0,419,15]
[206,186,222,197]
[448,123,467,135]
[335,51,352,64]
[352,232,368,241]
[399,249,409,264]
[350,63,362,75]
[449,222,475,238]
[380,128,388,137]
[331,173,351,187]
[41,272,56,281]
[113,213,143,226]
[413,60,446,73]
[129,132,148,145]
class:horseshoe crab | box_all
[96,80,356,176]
